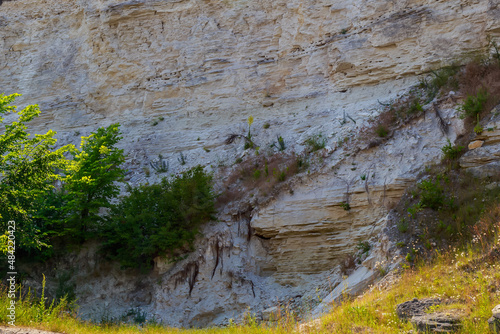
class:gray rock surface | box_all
[411,312,462,333]
[396,298,442,321]
[489,316,500,334]
[489,304,500,334]
[460,117,500,177]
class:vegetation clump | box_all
[102,166,216,270]
[0,94,73,251]
[375,124,388,138]
[459,88,488,119]
[61,123,126,242]
[304,133,326,152]
[441,139,464,162]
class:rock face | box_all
[396,298,442,321]
[396,298,462,333]
[1,0,499,327]
[1,0,498,171]
[460,117,500,177]
[411,313,462,333]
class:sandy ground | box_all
[0,327,60,334]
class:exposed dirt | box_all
[0,326,60,334]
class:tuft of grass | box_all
[304,133,326,152]
[397,218,409,233]
[375,124,388,138]
[356,241,371,254]
[441,139,464,162]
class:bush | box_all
[420,65,460,100]
[459,88,488,119]
[102,166,216,270]
[441,139,464,161]
[375,124,389,138]
[418,178,445,210]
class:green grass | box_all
[317,239,500,333]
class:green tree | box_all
[102,166,216,270]
[0,93,71,251]
[63,123,126,240]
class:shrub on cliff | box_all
[102,166,216,270]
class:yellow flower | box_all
[81,176,92,183]
[247,115,254,127]
[99,145,110,155]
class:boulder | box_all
[261,306,280,321]
[411,312,462,333]
[489,305,500,333]
[493,305,500,319]
[468,140,484,150]
[396,298,463,333]
[396,298,441,321]
[489,317,500,333]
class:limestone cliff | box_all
[1,0,499,327]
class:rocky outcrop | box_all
[489,305,500,334]
[311,266,379,317]
[397,298,463,333]
[460,116,500,177]
[411,313,462,333]
[396,298,442,321]
[1,0,498,181]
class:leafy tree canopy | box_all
[62,123,126,240]
[0,93,72,251]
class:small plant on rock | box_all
[474,115,483,134]
[271,135,286,152]
[356,241,371,254]
[458,88,488,119]
[340,201,351,211]
[375,124,389,138]
[150,154,169,173]
[441,139,464,161]
[178,151,187,165]
[225,116,257,150]
[305,133,326,152]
